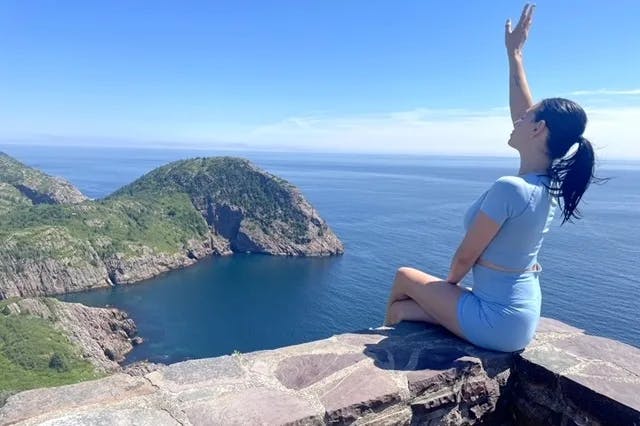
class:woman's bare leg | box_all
[384,266,436,324]
[383,266,468,340]
[386,299,439,325]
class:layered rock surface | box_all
[2,317,637,425]
[0,155,343,299]
[1,297,140,372]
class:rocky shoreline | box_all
[0,233,234,299]
[2,298,142,372]
[0,153,345,407]
[0,155,344,299]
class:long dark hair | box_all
[535,98,608,224]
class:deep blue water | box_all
[2,144,639,363]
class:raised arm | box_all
[505,4,535,124]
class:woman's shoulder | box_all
[494,174,528,185]
[494,174,547,189]
[488,175,534,204]
[492,175,531,191]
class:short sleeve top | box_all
[463,172,557,270]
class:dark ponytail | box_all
[535,98,608,225]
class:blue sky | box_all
[1,1,639,158]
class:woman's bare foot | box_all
[384,299,439,326]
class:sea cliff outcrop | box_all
[111,157,343,257]
[0,155,344,299]
[1,297,139,372]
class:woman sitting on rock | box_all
[383,4,605,352]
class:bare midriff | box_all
[476,258,542,273]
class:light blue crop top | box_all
[463,172,558,271]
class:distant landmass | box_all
[0,153,344,299]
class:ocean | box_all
[2,144,638,364]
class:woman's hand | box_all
[505,3,535,56]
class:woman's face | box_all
[508,102,544,150]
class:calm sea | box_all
[2,144,638,363]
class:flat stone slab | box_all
[155,355,245,384]
[315,363,402,423]
[22,408,181,426]
[521,334,640,410]
[533,317,585,335]
[275,352,366,390]
[553,334,640,377]
[0,374,155,425]
[519,345,583,373]
[517,329,640,424]
[184,387,324,425]
[144,355,247,396]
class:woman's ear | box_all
[532,119,547,138]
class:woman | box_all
[383,4,605,352]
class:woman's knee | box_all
[395,266,416,280]
[395,266,435,286]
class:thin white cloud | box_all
[570,89,640,96]
[230,105,637,159]
[243,108,514,155]
[2,105,637,159]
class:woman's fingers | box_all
[526,4,535,25]
[506,4,535,49]
[519,3,530,25]
[511,4,534,34]
[523,5,535,32]
[516,3,535,29]
[505,19,512,47]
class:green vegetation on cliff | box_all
[0,152,87,206]
[0,192,209,261]
[0,156,301,265]
[0,156,316,267]
[112,157,309,239]
[0,300,102,402]
[0,183,32,214]
[0,153,342,299]
[0,152,47,189]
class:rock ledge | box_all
[1,316,638,425]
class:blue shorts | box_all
[456,265,542,352]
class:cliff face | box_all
[0,297,144,407]
[112,157,344,257]
[0,227,112,297]
[2,297,139,372]
[103,233,231,284]
[0,155,344,299]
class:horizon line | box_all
[1,140,637,162]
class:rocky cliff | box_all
[0,155,344,299]
[1,297,140,372]
[0,297,144,407]
[111,157,343,256]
